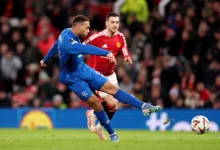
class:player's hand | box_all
[106,52,117,65]
[40,60,47,67]
[124,57,132,64]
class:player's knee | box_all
[112,101,118,110]
[93,101,104,112]
[104,95,118,109]
[102,81,119,95]
[87,95,103,111]
[106,99,118,111]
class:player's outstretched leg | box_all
[100,81,161,116]
[86,94,119,142]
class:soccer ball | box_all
[191,115,210,134]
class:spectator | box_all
[130,31,147,61]
[196,82,210,102]
[69,92,82,109]
[25,39,43,65]
[204,61,220,88]
[190,53,204,82]
[169,84,180,107]
[29,97,42,108]
[120,0,149,24]
[119,74,133,93]
[132,82,148,102]
[213,95,220,109]
[0,91,10,107]
[204,88,216,108]
[1,48,22,92]
[55,83,70,106]
[184,90,203,109]
[215,75,220,92]
[149,78,162,105]
[52,94,67,109]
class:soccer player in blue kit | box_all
[40,15,161,142]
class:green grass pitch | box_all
[0,129,219,150]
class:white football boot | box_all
[86,110,108,140]
[94,123,108,140]
[86,110,96,132]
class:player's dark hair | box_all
[106,12,119,20]
[72,15,90,26]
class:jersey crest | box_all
[116,42,121,48]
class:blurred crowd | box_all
[0,0,220,109]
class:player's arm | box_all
[64,40,108,56]
[40,41,59,67]
[82,37,94,59]
[63,40,116,64]
[120,35,132,64]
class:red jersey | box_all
[85,29,130,76]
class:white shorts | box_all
[97,72,118,98]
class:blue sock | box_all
[94,110,115,135]
[114,89,151,109]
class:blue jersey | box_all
[43,28,110,84]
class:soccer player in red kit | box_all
[84,12,132,140]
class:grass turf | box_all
[0,129,219,150]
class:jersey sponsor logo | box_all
[102,44,108,48]
[70,38,78,45]
[116,42,121,48]
[82,91,88,97]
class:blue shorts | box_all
[67,67,108,101]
